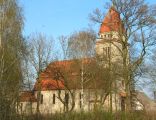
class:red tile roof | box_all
[34,58,124,91]
[34,79,65,91]
[99,6,124,33]
[20,91,37,102]
[34,58,95,91]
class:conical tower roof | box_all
[99,6,124,33]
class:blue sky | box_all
[19,0,156,39]
[19,0,106,39]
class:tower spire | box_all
[99,6,123,33]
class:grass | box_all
[7,110,156,120]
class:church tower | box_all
[96,6,124,63]
[96,6,126,111]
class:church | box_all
[19,6,132,114]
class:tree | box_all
[52,30,97,111]
[25,33,54,114]
[141,51,156,96]
[27,33,54,77]
[0,0,24,119]
[89,0,156,111]
[67,30,96,109]
[68,29,96,59]
[58,35,68,60]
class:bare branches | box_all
[27,33,54,77]
[58,35,68,59]
[68,30,96,59]
[89,8,104,24]
[89,0,156,111]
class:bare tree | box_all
[89,0,156,111]
[68,29,96,59]
[28,33,54,76]
[58,35,68,60]
[53,30,97,111]
[141,51,156,96]
[26,33,54,114]
[46,60,78,112]
[67,30,96,109]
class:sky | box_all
[19,0,156,39]
[19,0,107,39]
[19,0,156,55]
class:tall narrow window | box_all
[40,94,43,104]
[106,47,110,58]
[53,94,55,104]
[65,93,69,105]
[102,47,106,59]
[79,93,81,108]
[102,47,110,59]
[122,80,125,87]
[121,97,125,111]
[20,103,23,111]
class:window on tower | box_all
[108,34,112,38]
[102,47,110,59]
[101,35,103,38]
[106,47,110,58]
